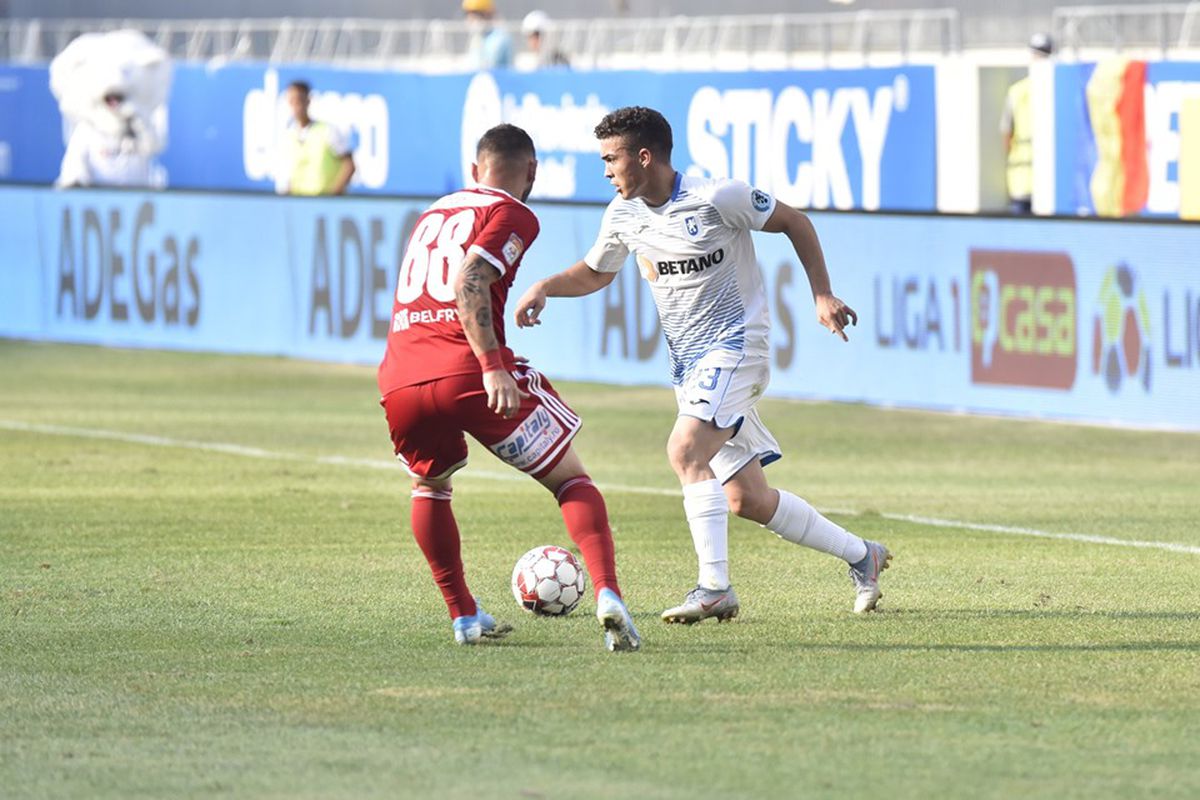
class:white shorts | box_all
[673,352,782,484]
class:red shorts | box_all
[381,364,581,481]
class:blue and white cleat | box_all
[849,541,892,614]
[595,588,641,652]
[452,600,513,645]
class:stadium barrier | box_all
[5,58,1200,216]
[0,12,962,70]
[2,185,1196,430]
[0,61,937,211]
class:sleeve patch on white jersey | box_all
[502,233,525,266]
[751,188,772,212]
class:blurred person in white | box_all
[51,30,171,189]
[1001,33,1055,214]
[274,80,356,197]
[520,10,570,69]
[463,0,513,70]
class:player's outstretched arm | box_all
[455,253,527,418]
[514,259,617,328]
[763,202,857,342]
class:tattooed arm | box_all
[454,253,526,418]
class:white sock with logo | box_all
[682,479,730,590]
[765,490,867,564]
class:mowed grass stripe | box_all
[3,417,1197,556]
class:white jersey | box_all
[585,173,777,385]
[56,122,160,189]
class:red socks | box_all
[410,476,621,616]
[410,488,475,619]
[556,476,621,598]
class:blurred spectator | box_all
[463,0,513,70]
[51,30,171,189]
[57,88,161,189]
[1000,33,1054,214]
[521,10,570,69]
[275,80,355,196]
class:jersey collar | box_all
[470,183,533,210]
[644,172,682,214]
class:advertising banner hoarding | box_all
[2,186,1196,430]
[1,63,937,210]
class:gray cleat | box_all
[849,541,892,613]
[661,585,740,624]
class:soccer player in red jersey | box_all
[377,124,640,651]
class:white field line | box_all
[4,419,1199,556]
[0,420,679,497]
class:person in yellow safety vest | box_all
[1000,33,1054,214]
[275,80,356,196]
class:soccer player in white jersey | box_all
[515,106,891,623]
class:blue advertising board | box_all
[0,65,66,182]
[0,63,937,211]
[2,185,1197,430]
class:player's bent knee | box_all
[726,490,760,520]
[667,419,730,472]
[666,440,685,471]
[412,476,452,495]
[666,436,702,468]
[726,487,774,523]
[536,447,588,493]
[725,490,748,518]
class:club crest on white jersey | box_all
[585,174,777,384]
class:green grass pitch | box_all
[2,340,1199,799]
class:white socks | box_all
[683,484,866,587]
[682,479,730,590]
[765,490,868,564]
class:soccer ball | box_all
[511,545,586,616]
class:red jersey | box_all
[378,187,539,395]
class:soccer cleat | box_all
[595,588,641,652]
[849,541,892,614]
[660,585,740,624]
[452,600,513,645]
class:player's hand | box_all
[815,293,857,342]
[514,283,547,328]
[482,369,529,419]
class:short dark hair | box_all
[287,80,311,95]
[594,106,673,158]
[476,123,536,161]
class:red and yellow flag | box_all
[1086,58,1149,217]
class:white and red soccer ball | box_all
[511,545,586,616]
